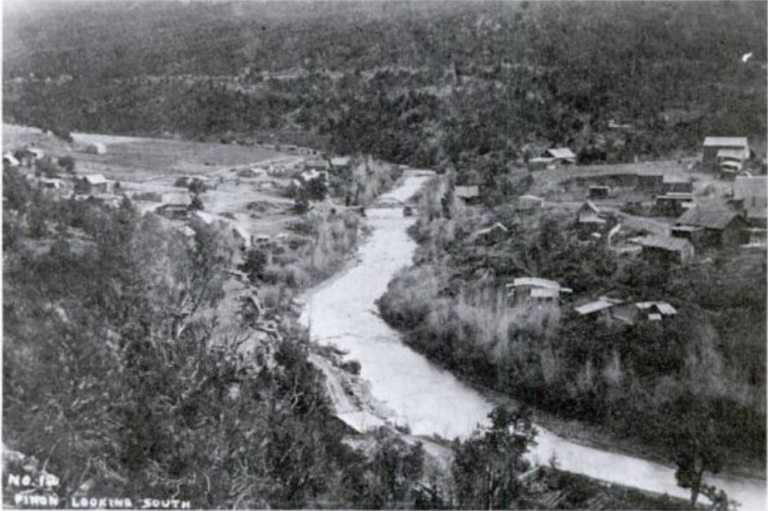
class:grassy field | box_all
[3,124,286,182]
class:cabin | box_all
[507,278,572,306]
[455,185,481,205]
[719,160,744,180]
[39,177,65,190]
[517,195,544,211]
[85,142,107,154]
[675,204,747,248]
[636,235,695,265]
[588,186,610,199]
[702,137,749,171]
[76,174,110,194]
[733,176,767,226]
[544,148,577,165]
[654,193,694,217]
[474,222,508,245]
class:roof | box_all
[734,176,767,200]
[703,137,749,148]
[546,148,577,160]
[519,194,544,202]
[656,193,694,201]
[84,174,108,185]
[476,222,508,236]
[455,185,480,199]
[636,235,693,253]
[677,204,739,230]
[330,156,351,167]
[3,153,20,165]
[636,301,677,315]
[575,298,622,315]
[529,157,556,164]
[580,200,601,214]
[589,185,610,190]
[507,278,572,293]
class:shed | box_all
[76,174,110,194]
[455,185,481,205]
[636,235,694,264]
[545,148,577,164]
[330,156,352,171]
[676,204,747,248]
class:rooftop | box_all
[546,148,577,160]
[455,185,480,198]
[703,137,749,148]
[677,204,739,230]
[636,235,693,253]
[734,176,767,199]
[84,174,108,185]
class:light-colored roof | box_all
[529,157,556,164]
[546,148,577,160]
[476,222,508,236]
[635,301,677,315]
[704,137,749,148]
[455,185,480,198]
[3,153,20,165]
[636,235,693,253]
[330,156,351,167]
[507,278,572,294]
[677,204,739,230]
[656,193,694,201]
[84,174,108,185]
[575,299,621,315]
[734,176,768,199]
[519,194,544,202]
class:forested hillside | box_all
[4,1,766,172]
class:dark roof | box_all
[677,204,740,230]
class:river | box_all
[300,172,766,510]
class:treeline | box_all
[378,177,766,469]
[2,169,436,508]
[4,2,766,176]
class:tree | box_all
[452,406,537,509]
[58,156,76,174]
[666,401,727,507]
[239,247,268,284]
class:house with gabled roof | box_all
[76,174,110,194]
[455,185,481,205]
[674,203,747,248]
[474,222,508,245]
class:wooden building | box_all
[636,235,695,265]
[675,204,747,248]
